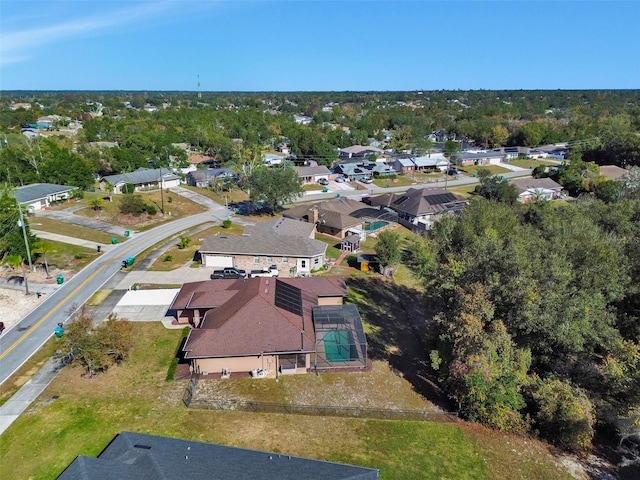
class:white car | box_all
[361,177,373,184]
[335,176,346,183]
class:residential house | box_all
[412,154,449,172]
[295,165,331,184]
[599,165,628,181]
[13,183,77,213]
[284,197,382,239]
[172,276,368,376]
[262,153,285,166]
[100,168,181,194]
[332,160,395,181]
[199,217,326,275]
[338,145,383,160]
[293,114,313,125]
[186,168,235,188]
[391,156,416,174]
[455,151,504,166]
[533,143,568,160]
[58,431,379,480]
[370,187,467,231]
[508,177,564,203]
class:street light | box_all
[147,159,165,215]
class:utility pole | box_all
[17,202,33,272]
[158,167,165,215]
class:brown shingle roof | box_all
[182,277,347,359]
[370,187,467,216]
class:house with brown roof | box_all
[508,177,564,203]
[171,277,368,377]
[370,187,467,231]
[599,165,628,181]
[284,198,385,239]
[199,217,327,276]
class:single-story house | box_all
[392,156,416,174]
[295,165,331,184]
[370,187,468,231]
[294,114,313,125]
[412,154,450,172]
[338,145,383,160]
[172,277,368,376]
[455,151,504,166]
[186,168,236,188]
[58,431,379,480]
[262,153,285,166]
[199,217,327,276]
[13,183,77,212]
[508,177,564,203]
[599,165,628,181]
[100,168,181,194]
[284,197,384,239]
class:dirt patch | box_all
[0,266,72,332]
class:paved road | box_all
[0,200,231,387]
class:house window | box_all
[314,258,319,265]
[282,257,289,263]
[301,260,306,268]
[253,256,260,264]
[267,256,273,263]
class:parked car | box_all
[317,178,329,186]
[447,168,460,176]
[335,176,346,183]
[361,177,373,184]
[248,265,279,278]
[210,267,247,279]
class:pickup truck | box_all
[248,265,279,278]
[210,267,247,280]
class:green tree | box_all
[178,236,192,249]
[31,239,54,278]
[529,377,595,452]
[374,230,402,276]
[58,306,133,378]
[119,194,146,216]
[89,198,105,211]
[247,164,303,214]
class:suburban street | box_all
[0,203,230,387]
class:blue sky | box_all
[1,1,639,91]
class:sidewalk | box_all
[31,230,110,249]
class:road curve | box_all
[0,207,227,386]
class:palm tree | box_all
[32,240,54,278]
[2,254,30,295]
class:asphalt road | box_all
[0,206,229,387]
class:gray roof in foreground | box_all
[101,168,180,186]
[14,183,76,204]
[57,431,379,480]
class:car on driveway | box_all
[317,178,329,186]
[335,176,346,183]
[361,177,373,184]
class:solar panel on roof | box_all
[274,280,303,316]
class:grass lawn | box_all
[36,242,97,273]
[180,185,249,206]
[30,216,124,244]
[507,158,560,169]
[459,165,510,176]
[148,224,244,271]
[0,314,573,479]
[75,190,208,229]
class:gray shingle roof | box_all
[14,183,76,204]
[101,168,179,186]
[58,431,379,480]
[200,218,326,257]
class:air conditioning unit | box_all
[201,371,208,376]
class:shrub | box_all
[163,254,173,262]
[222,219,232,228]
[144,203,157,216]
[119,194,146,216]
[74,252,87,260]
[167,196,173,204]
[121,183,135,194]
[178,236,191,249]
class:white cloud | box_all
[0,1,177,66]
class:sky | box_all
[1,0,639,91]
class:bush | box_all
[74,252,86,260]
[119,194,146,216]
[222,219,232,228]
[144,203,157,216]
[163,254,173,262]
[121,183,135,194]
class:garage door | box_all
[204,255,234,267]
